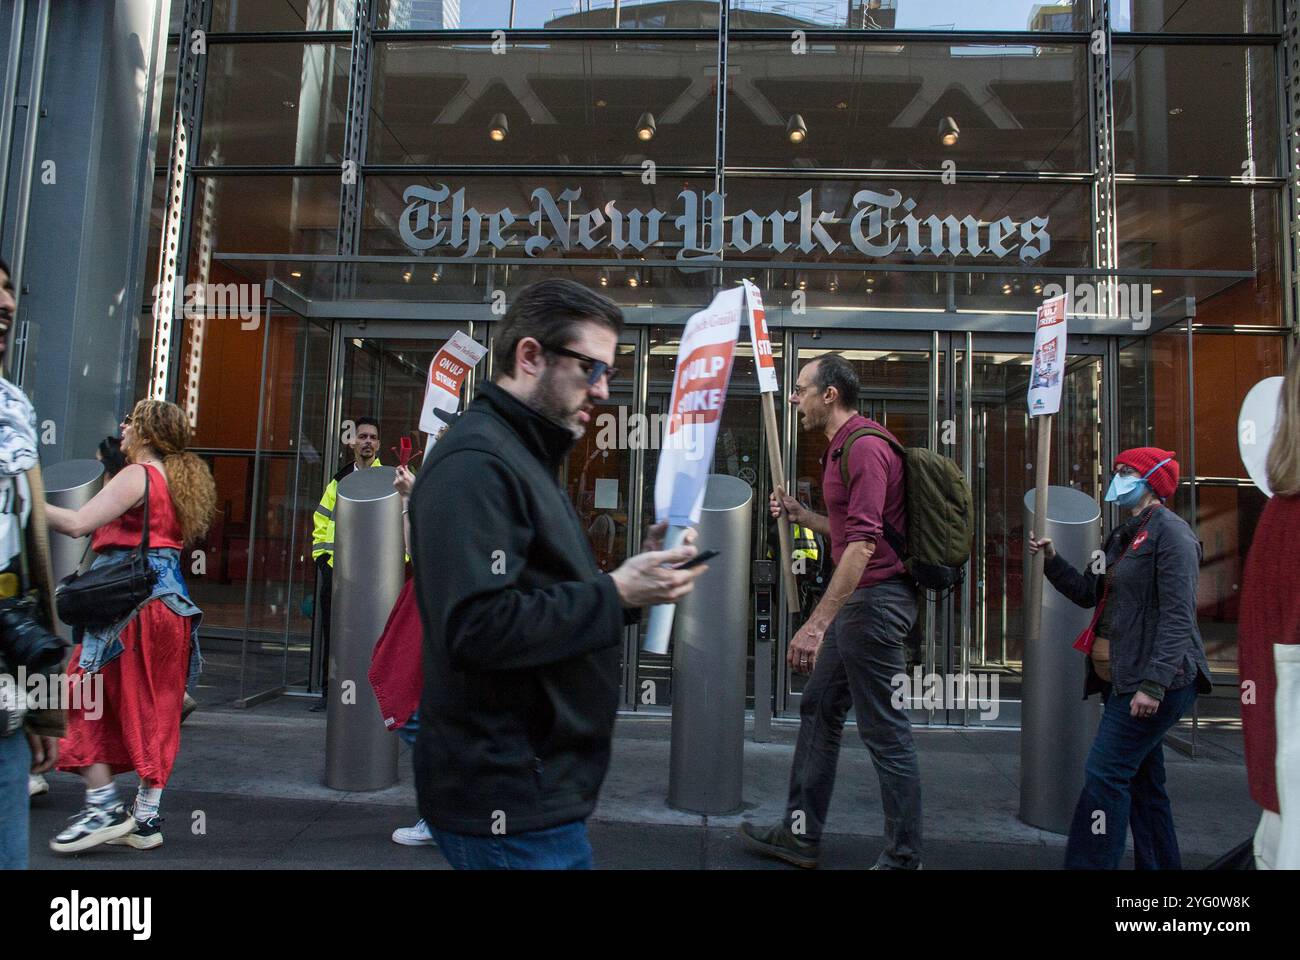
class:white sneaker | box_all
[391,818,437,847]
[28,774,48,797]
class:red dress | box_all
[57,465,191,786]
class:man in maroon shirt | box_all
[740,353,921,869]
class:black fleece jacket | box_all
[408,382,635,836]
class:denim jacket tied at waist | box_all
[76,546,203,674]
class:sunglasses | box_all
[546,345,619,386]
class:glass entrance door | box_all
[959,336,1105,725]
[306,320,480,691]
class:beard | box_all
[798,404,825,433]
[532,366,588,438]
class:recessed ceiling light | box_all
[939,116,960,147]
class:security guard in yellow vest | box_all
[312,416,381,699]
[767,518,826,606]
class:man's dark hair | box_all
[356,416,379,432]
[492,279,624,378]
[810,353,860,409]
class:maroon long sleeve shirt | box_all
[820,415,908,589]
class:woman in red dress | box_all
[44,399,214,852]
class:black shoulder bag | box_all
[54,466,160,629]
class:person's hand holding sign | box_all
[770,486,810,526]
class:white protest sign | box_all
[742,279,779,393]
[420,331,487,441]
[1027,294,1068,417]
[654,286,744,526]
[1239,377,1284,497]
[644,286,744,654]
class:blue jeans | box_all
[0,733,30,870]
[1065,683,1198,870]
[432,820,593,870]
[398,711,419,747]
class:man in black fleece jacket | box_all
[408,279,705,869]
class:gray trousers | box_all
[784,577,922,868]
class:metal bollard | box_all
[325,466,402,791]
[1019,484,1103,834]
[668,474,752,815]
[43,459,104,642]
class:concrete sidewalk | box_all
[28,700,1260,869]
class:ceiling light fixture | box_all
[786,114,808,144]
[938,115,960,147]
[489,113,509,142]
[635,112,657,142]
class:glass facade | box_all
[140,0,1291,722]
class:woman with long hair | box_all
[1030,447,1212,869]
[1239,354,1300,868]
[44,399,215,852]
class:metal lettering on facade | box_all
[398,184,1052,262]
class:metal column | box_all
[41,459,103,643]
[324,465,402,791]
[668,474,752,815]
[1019,484,1102,834]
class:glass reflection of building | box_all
[118,0,1292,728]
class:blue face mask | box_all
[1104,457,1173,508]
[1104,473,1148,508]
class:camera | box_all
[0,595,68,674]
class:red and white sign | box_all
[654,286,744,527]
[742,280,779,393]
[1028,294,1068,417]
[419,331,488,439]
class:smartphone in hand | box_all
[673,549,719,570]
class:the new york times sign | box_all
[398,184,1052,262]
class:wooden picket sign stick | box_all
[1025,412,1052,645]
[761,392,801,614]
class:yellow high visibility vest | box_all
[790,524,819,561]
[311,457,383,567]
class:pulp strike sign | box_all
[1027,293,1068,417]
[666,344,733,435]
[742,279,779,393]
[654,286,744,527]
[420,330,488,439]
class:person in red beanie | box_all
[1030,445,1211,869]
[1239,354,1300,869]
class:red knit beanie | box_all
[1114,446,1179,500]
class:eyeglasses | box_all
[122,415,134,425]
[546,345,619,386]
[790,382,814,398]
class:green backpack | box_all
[835,428,974,591]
